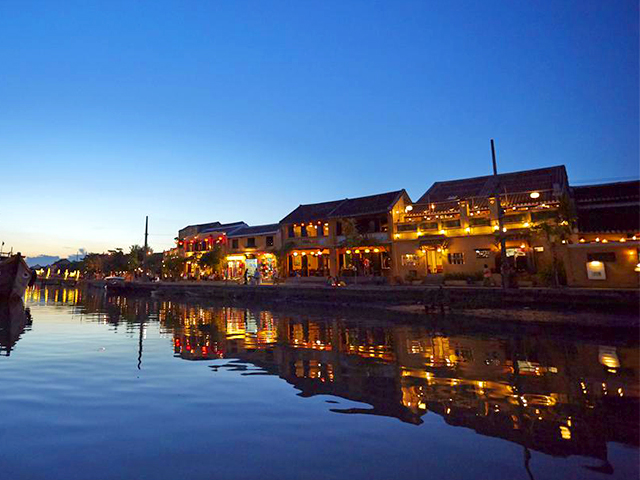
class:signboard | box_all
[586,261,606,280]
[245,258,258,277]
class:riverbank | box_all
[82,279,639,328]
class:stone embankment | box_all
[84,279,639,317]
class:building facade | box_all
[225,224,281,282]
[392,166,571,283]
[564,181,639,288]
[279,190,412,280]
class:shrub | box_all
[536,260,567,286]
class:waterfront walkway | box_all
[83,279,639,321]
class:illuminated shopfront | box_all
[288,249,330,277]
[226,253,277,281]
[337,246,391,277]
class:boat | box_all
[105,276,126,292]
[0,253,36,299]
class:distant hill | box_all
[25,255,61,268]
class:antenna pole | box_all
[491,139,509,289]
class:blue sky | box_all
[1,0,637,258]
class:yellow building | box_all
[393,166,570,283]
[279,190,412,281]
[173,221,248,278]
[565,181,639,288]
[226,224,281,282]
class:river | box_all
[0,285,637,480]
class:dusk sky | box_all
[1,0,637,259]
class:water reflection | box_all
[0,299,32,356]
[22,286,640,472]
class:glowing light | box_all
[373,248,380,253]
[620,238,626,243]
[523,222,530,228]
[405,205,413,212]
[493,225,499,231]
[601,239,608,243]
[354,249,360,254]
[579,238,585,243]
[530,191,540,199]
[293,252,299,256]
[465,227,471,233]
[595,237,600,242]
[439,229,445,235]
[502,227,507,232]
[364,249,370,253]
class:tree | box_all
[198,246,223,276]
[530,194,576,286]
[127,244,146,272]
[162,255,187,279]
[82,253,104,277]
[275,242,295,277]
[339,218,382,248]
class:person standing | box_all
[483,264,493,286]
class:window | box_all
[503,214,527,224]
[246,237,256,248]
[587,252,616,262]
[305,224,317,237]
[475,249,490,259]
[288,226,294,238]
[443,219,461,228]
[531,210,558,223]
[336,221,343,236]
[401,254,419,266]
[419,221,438,231]
[232,239,239,249]
[469,217,491,227]
[397,223,418,232]
[266,236,274,247]
[448,253,464,265]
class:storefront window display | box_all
[288,250,329,277]
[339,247,390,277]
[226,254,277,281]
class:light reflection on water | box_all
[0,285,637,480]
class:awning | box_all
[419,235,447,247]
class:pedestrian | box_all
[483,264,492,286]
[253,268,261,286]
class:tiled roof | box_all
[201,221,247,235]
[280,199,345,224]
[573,180,639,233]
[280,190,407,224]
[228,224,280,237]
[573,181,639,205]
[417,166,568,203]
[330,191,406,217]
[577,206,639,233]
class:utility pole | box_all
[491,139,509,289]
[143,216,149,271]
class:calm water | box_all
[0,286,637,480]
